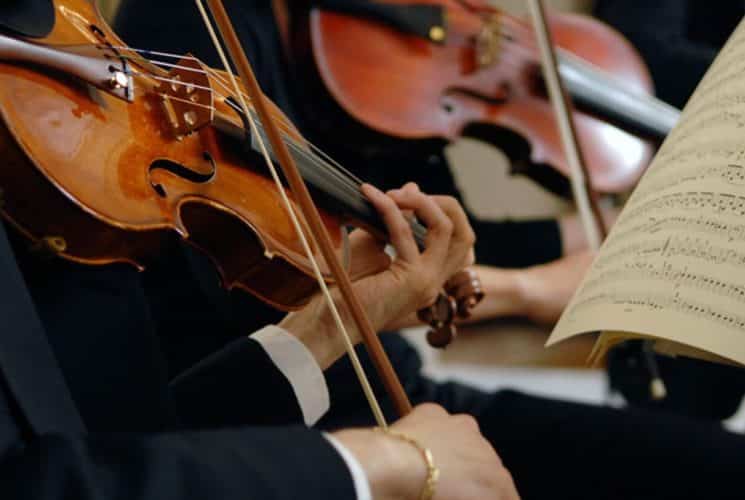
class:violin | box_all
[0,0,482,395]
[279,0,681,196]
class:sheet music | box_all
[548,19,745,365]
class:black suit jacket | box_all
[0,220,355,499]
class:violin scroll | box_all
[446,267,484,318]
[418,268,484,348]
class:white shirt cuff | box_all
[324,434,373,500]
[250,325,330,426]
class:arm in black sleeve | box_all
[170,337,305,428]
[594,0,717,108]
[1,427,355,500]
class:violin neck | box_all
[284,145,428,248]
[557,52,680,138]
[232,119,428,248]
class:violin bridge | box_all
[156,55,215,137]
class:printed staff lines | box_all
[608,214,745,245]
[681,85,745,121]
[664,236,745,267]
[632,163,745,200]
[596,235,745,270]
[650,142,745,176]
[569,291,745,333]
[623,191,745,223]
[581,261,745,305]
[674,109,745,143]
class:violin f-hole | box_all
[148,152,216,197]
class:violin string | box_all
[443,9,642,102]
[496,16,593,75]
[127,68,364,196]
[217,97,369,202]
[221,115,375,216]
[127,63,372,235]
[116,46,364,185]
[144,85,369,222]
[128,62,369,204]
[143,74,216,93]
[133,82,369,214]
[126,52,401,238]
[446,14,658,114]
[493,19,659,105]
[192,0,388,427]
[151,91,216,111]
[195,64,368,189]
[106,45,203,64]
[118,47,368,189]
[138,80,366,205]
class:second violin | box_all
[281,0,681,196]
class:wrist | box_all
[509,268,534,318]
[375,428,438,500]
[333,428,427,500]
[278,297,345,370]
[471,266,529,320]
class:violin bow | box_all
[267,0,482,349]
[195,0,412,421]
[526,0,673,399]
[525,0,607,249]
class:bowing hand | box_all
[333,404,520,500]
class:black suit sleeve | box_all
[0,426,355,500]
[170,337,307,428]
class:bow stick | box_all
[267,0,482,350]
[525,0,607,249]
[198,0,412,419]
[526,0,670,398]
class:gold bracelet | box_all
[375,427,440,500]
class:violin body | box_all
[285,0,661,195]
[0,0,344,310]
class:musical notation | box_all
[549,18,745,365]
[582,261,745,305]
[594,235,745,270]
[631,163,745,200]
[622,191,745,223]
[567,291,745,334]
[607,214,745,244]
